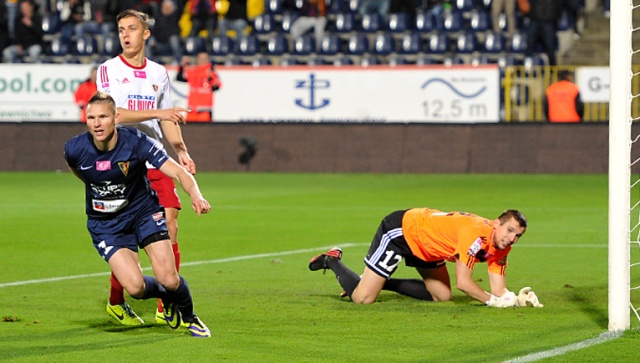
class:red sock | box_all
[109,272,125,305]
[157,243,181,313]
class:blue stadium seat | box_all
[333,12,355,35]
[280,12,299,33]
[399,32,423,55]
[265,33,289,56]
[455,31,479,54]
[266,0,284,15]
[347,0,362,13]
[251,57,272,67]
[75,35,99,57]
[48,36,71,57]
[42,13,61,36]
[184,36,207,55]
[211,35,234,59]
[279,57,301,66]
[319,34,341,57]
[445,55,467,65]
[388,13,410,34]
[253,13,276,36]
[454,0,477,13]
[333,54,355,66]
[360,54,381,66]
[415,12,439,35]
[360,13,383,33]
[470,54,491,65]
[101,33,121,57]
[469,9,491,32]
[293,34,316,56]
[426,32,449,54]
[345,33,369,55]
[443,11,464,33]
[234,34,260,57]
[372,33,395,56]
[483,31,506,53]
[509,32,527,53]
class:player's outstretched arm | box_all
[160,120,196,174]
[159,158,210,215]
[455,260,492,303]
[116,107,190,125]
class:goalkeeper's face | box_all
[492,217,526,250]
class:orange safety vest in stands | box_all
[184,64,221,122]
[545,80,581,123]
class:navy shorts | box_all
[364,210,445,279]
[87,205,169,262]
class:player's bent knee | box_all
[158,273,180,291]
[126,283,146,298]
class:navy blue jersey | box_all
[64,126,170,219]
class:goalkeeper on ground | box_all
[309,208,543,308]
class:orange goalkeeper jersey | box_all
[402,208,510,275]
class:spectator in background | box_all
[5,0,18,41]
[176,52,222,122]
[389,0,419,25]
[359,0,389,18]
[524,0,562,66]
[218,0,248,38]
[491,0,516,36]
[74,0,117,41]
[290,0,325,52]
[2,0,42,63]
[148,0,182,64]
[603,0,610,18]
[73,66,97,123]
[544,70,583,123]
[188,0,217,38]
[0,2,9,55]
[59,0,90,42]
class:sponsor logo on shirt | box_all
[96,160,111,171]
[122,77,130,84]
[134,70,147,78]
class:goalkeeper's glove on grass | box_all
[486,290,517,307]
[516,287,544,307]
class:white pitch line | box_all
[0,243,367,289]
[501,330,624,363]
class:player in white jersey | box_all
[97,9,199,327]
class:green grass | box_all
[0,172,637,362]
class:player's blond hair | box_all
[87,91,117,115]
[116,9,150,30]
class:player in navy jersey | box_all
[97,8,197,326]
[64,91,211,338]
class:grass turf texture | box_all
[0,172,637,362]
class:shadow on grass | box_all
[2,319,179,361]
[564,283,608,328]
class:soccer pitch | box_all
[1,172,638,362]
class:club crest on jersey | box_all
[96,160,111,171]
[134,70,147,78]
[118,161,130,176]
[467,237,485,257]
[152,84,158,92]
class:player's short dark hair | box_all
[87,91,117,115]
[498,209,527,228]
[116,9,150,29]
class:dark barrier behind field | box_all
[0,122,617,173]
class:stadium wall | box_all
[0,123,615,173]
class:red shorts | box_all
[147,168,181,210]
